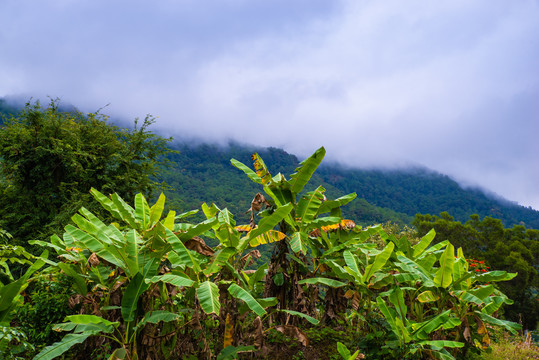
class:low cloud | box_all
[1,0,538,209]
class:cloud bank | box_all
[1,0,538,209]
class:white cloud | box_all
[1,0,538,209]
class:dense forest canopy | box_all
[0,99,173,245]
[160,142,539,230]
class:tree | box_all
[0,99,172,245]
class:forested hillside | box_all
[2,98,537,229]
[160,143,412,227]
[161,141,539,229]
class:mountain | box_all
[2,98,538,229]
[160,141,539,229]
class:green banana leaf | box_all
[197,281,220,315]
[247,263,268,290]
[289,231,308,255]
[412,310,460,339]
[288,146,326,194]
[476,311,521,334]
[33,333,96,360]
[90,188,123,221]
[297,277,347,288]
[217,345,256,360]
[121,259,158,322]
[111,193,140,230]
[248,203,293,240]
[343,251,363,282]
[473,271,517,283]
[376,296,411,344]
[482,295,511,315]
[64,225,103,253]
[363,242,395,283]
[279,309,319,325]
[0,253,46,323]
[317,193,357,215]
[203,247,237,276]
[296,186,325,224]
[395,256,435,287]
[174,209,199,221]
[230,158,263,184]
[418,340,464,349]
[57,263,87,296]
[133,310,180,332]
[412,229,436,258]
[178,217,219,241]
[228,283,266,316]
[146,274,194,288]
[149,193,166,226]
[388,286,407,323]
[166,228,200,272]
[433,243,454,288]
[468,284,495,301]
[134,193,150,229]
[64,314,118,327]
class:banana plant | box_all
[374,230,520,359]
[0,251,47,326]
[231,147,359,321]
[31,189,227,360]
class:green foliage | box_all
[0,325,34,360]
[15,274,76,352]
[414,212,539,329]
[0,99,173,245]
[0,144,527,359]
[160,142,539,230]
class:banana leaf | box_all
[297,277,347,288]
[289,231,308,255]
[363,242,394,283]
[197,281,220,315]
[149,193,166,226]
[111,193,139,230]
[317,193,357,215]
[146,274,194,288]
[279,309,319,325]
[228,283,266,316]
[134,193,150,229]
[248,203,293,240]
[433,243,454,288]
[288,146,325,194]
[296,186,325,224]
[33,333,96,360]
[412,229,436,258]
[230,158,263,184]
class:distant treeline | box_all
[160,142,539,229]
[2,97,538,230]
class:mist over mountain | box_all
[1,99,537,229]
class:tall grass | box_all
[472,331,539,360]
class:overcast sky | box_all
[1,0,538,210]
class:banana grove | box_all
[1,147,520,360]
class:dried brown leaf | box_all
[185,236,214,256]
[88,253,100,267]
[253,316,264,348]
[274,325,309,347]
[241,250,261,267]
